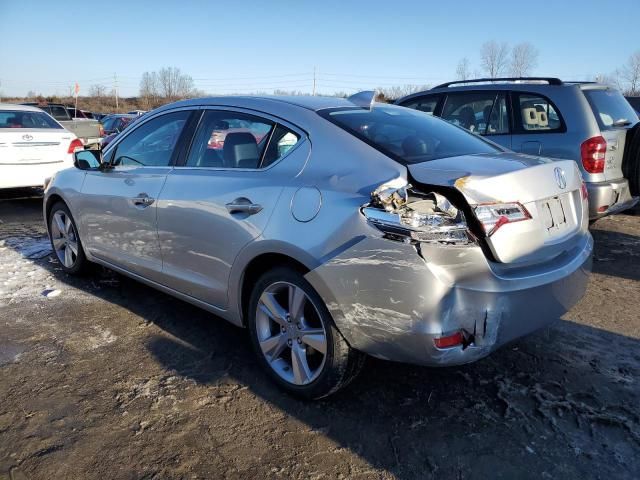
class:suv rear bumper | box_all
[586,178,638,219]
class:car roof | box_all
[155,95,358,114]
[0,103,50,112]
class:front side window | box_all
[399,95,440,114]
[320,104,501,165]
[0,110,62,129]
[517,94,563,132]
[185,110,300,169]
[113,110,190,167]
[441,92,509,135]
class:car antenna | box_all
[347,91,377,109]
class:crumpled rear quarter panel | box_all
[305,233,592,366]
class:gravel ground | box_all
[0,189,639,480]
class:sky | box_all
[1,0,639,98]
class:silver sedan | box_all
[43,93,593,399]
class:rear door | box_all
[79,109,193,282]
[440,91,512,149]
[510,92,567,157]
[583,87,640,181]
[156,108,308,308]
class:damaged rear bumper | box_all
[305,232,593,367]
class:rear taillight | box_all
[434,331,464,349]
[581,136,606,173]
[67,138,84,154]
[474,202,531,236]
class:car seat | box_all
[223,132,260,168]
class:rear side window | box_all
[0,110,62,129]
[184,110,299,169]
[45,106,70,121]
[399,95,440,114]
[584,89,639,130]
[516,93,563,132]
[441,92,509,135]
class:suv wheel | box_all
[247,267,365,399]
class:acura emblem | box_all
[22,134,33,141]
[554,167,567,189]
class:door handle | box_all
[132,194,155,207]
[225,197,263,215]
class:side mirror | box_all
[74,149,103,170]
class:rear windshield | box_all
[0,110,62,129]
[319,104,500,164]
[44,106,70,121]
[584,89,639,130]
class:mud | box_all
[0,189,639,479]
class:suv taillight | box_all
[581,136,606,173]
[67,138,84,154]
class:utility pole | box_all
[312,66,317,96]
[114,73,119,110]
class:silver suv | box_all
[397,78,640,220]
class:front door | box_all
[79,110,191,281]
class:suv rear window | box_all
[320,104,500,165]
[584,89,639,129]
[0,111,62,129]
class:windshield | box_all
[584,89,639,129]
[0,110,62,129]
[319,104,501,164]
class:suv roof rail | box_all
[433,77,564,89]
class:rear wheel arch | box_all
[239,252,312,327]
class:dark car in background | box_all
[397,78,640,220]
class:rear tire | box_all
[247,267,365,400]
[48,201,89,275]
[622,123,640,197]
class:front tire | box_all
[247,267,365,399]
[48,201,88,274]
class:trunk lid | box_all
[408,152,587,264]
[0,129,74,165]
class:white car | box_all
[0,104,83,189]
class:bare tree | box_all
[621,51,640,95]
[139,71,159,108]
[157,67,195,101]
[456,58,471,81]
[480,41,510,78]
[510,43,538,77]
[89,84,107,98]
[377,84,430,101]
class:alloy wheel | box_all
[50,210,79,268]
[255,281,327,385]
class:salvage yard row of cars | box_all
[3,78,640,398]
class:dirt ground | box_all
[0,188,639,480]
